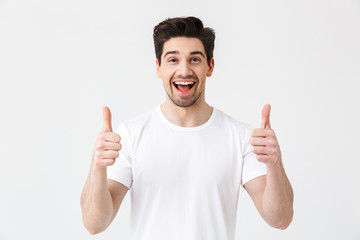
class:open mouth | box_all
[173,81,196,92]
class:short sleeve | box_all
[241,124,267,186]
[107,123,133,189]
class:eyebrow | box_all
[163,51,206,58]
[190,51,205,58]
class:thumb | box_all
[261,104,271,129]
[102,106,113,132]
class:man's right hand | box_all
[92,106,122,168]
[82,106,126,234]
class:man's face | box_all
[156,37,214,108]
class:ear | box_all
[156,59,162,78]
[206,58,215,77]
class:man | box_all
[81,16,293,239]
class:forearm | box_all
[262,159,294,229]
[81,166,114,234]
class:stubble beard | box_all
[166,87,203,108]
[165,77,204,108]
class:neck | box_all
[160,98,213,127]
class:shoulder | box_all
[114,106,158,136]
[214,107,254,136]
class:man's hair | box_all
[153,16,215,66]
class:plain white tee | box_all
[107,105,266,240]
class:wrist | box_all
[90,164,108,179]
[266,158,284,174]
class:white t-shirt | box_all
[107,105,266,240]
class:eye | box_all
[191,57,201,63]
[168,58,177,63]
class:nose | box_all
[176,61,193,78]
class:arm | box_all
[81,167,128,234]
[244,160,293,229]
[80,106,129,234]
[245,104,294,229]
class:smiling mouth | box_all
[173,81,196,92]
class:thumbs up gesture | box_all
[250,104,281,167]
[92,106,122,168]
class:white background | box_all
[1,0,359,239]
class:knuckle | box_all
[268,148,275,154]
[103,132,111,140]
[98,131,106,139]
[115,133,121,142]
[107,159,115,166]
[107,150,117,158]
[100,159,108,166]
[94,158,102,166]
[95,141,104,149]
[114,143,120,150]
[95,151,102,159]
[269,139,276,146]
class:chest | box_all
[131,128,243,191]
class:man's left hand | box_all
[250,104,281,167]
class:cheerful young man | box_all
[81,16,294,240]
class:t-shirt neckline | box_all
[157,104,217,132]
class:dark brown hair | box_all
[153,16,215,66]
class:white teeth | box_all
[174,81,194,85]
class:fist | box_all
[250,104,281,167]
[93,106,122,168]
